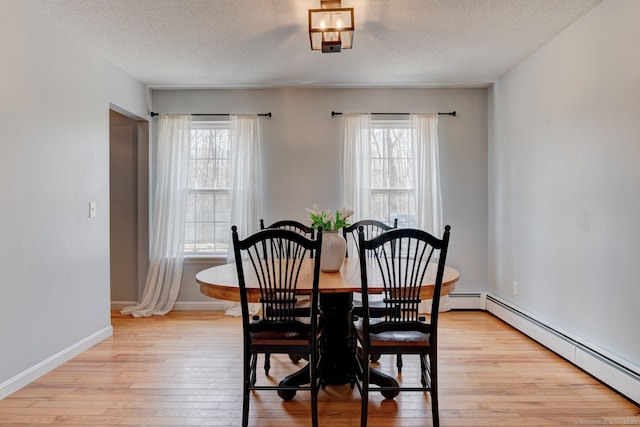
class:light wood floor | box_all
[1,311,638,426]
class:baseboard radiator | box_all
[485,293,640,405]
[448,291,486,310]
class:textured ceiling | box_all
[24,0,601,89]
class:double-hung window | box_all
[370,119,416,227]
[185,121,232,256]
[343,113,441,234]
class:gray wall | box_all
[0,0,148,397]
[489,0,640,369]
[151,87,489,305]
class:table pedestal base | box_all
[318,293,358,386]
[278,292,399,399]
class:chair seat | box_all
[354,319,431,348]
[249,320,313,345]
[250,329,312,346]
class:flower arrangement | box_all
[306,205,354,232]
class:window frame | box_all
[184,120,232,258]
[369,118,417,228]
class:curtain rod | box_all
[150,112,272,118]
[331,111,456,117]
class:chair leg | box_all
[242,353,254,427]
[360,356,369,427]
[264,353,271,376]
[429,353,439,427]
[396,353,403,372]
[360,373,369,427]
[420,354,428,387]
[242,389,250,426]
[310,349,319,427]
[249,353,258,386]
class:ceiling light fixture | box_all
[308,0,354,53]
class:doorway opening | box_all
[109,109,149,308]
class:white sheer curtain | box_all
[342,113,373,306]
[411,114,443,235]
[410,113,446,313]
[342,113,371,222]
[121,114,191,317]
[225,114,261,316]
[227,114,261,252]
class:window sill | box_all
[184,255,228,265]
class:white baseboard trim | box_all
[114,293,486,313]
[172,301,227,311]
[486,293,640,405]
[110,300,137,310]
[111,300,227,311]
[115,295,485,312]
[0,325,113,400]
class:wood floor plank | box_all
[0,310,638,426]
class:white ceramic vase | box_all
[320,231,346,272]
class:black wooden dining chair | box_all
[260,219,315,258]
[343,219,399,365]
[354,225,451,427]
[232,225,323,427]
[342,218,397,258]
[259,219,316,373]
